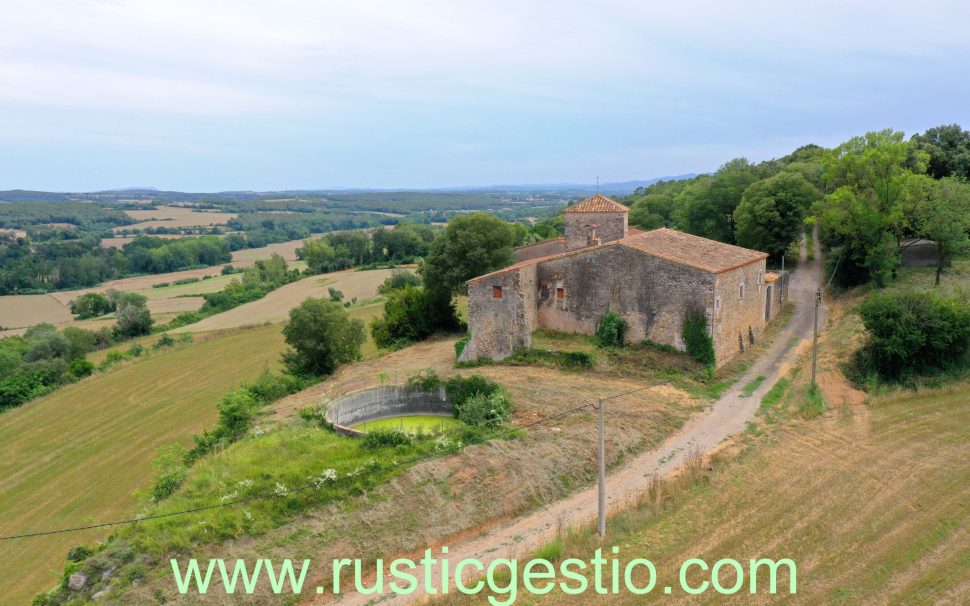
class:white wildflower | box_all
[251,426,265,437]
[220,491,238,502]
[237,479,254,489]
[274,482,288,496]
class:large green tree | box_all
[817,130,928,286]
[911,124,970,180]
[282,297,365,376]
[678,158,760,243]
[911,176,970,285]
[734,172,819,259]
[421,212,516,297]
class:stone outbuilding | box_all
[460,194,787,368]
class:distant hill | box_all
[0,175,697,203]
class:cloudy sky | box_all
[1,0,969,191]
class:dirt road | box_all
[325,236,825,605]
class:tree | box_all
[68,292,114,319]
[913,177,970,285]
[628,192,677,230]
[370,286,439,349]
[911,124,970,180]
[23,324,70,362]
[378,269,421,294]
[734,172,819,259]
[679,159,759,243]
[817,130,929,286]
[298,238,339,274]
[854,291,970,381]
[282,298,365,376]
[62,327,97,359]
[421,212,515,298]
[112,292,152,339]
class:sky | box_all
[1,0,969,192]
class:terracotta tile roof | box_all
[467,228,767,284]
[619,228,767,274]
[627,226,645,236]
[564,194,629,214]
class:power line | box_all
[0,401,597,542]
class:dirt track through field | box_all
[323,234,826,606]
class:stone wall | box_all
[711,259,769,364]
[534,244,715,349]
[459,265,537,362]
[565,211,628,251]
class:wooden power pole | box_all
[812,287,821,385]
[597,398,606,537]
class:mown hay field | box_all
[0,324,287,605]
[119,206,237,230]
[171,268,396,333]
[0,294,73,329]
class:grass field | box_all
[170,268,396,333]
[501,381,970,606]
[0,324,287,604]
[352,414,462,433]
[119,206,237,231]
[0,293,73,329]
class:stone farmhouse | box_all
[459,194,787,368]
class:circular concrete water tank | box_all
[326,385,454,437]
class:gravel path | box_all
[326,235,825,605]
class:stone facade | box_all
[564,210,628,251]
[461,195,783,368]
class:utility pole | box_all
[812,287,821,385]
[597,397,606,537]
[780,255,785,304]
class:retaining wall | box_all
[326,386,453,437]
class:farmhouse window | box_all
[556,287,565,300]
[540,283,550,300]
[492,285,503,299]
[739,283,745,299]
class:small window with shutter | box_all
[492,285,503,299]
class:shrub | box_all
[444,374,513,428]
[152,282,170,288]
[127,343,145,357]
[173,277,200,286]
[853,291,970,381]
[595,310,628,347]
[69,358,94,378]
[459,390,513,428]
[683,309,716,367]
[327,287,344,302]
[362,428,415,449]
[370,286,439,349]
[148,445,189,501]
[378,269,422,294]
[282,298,365,376]
[154,333,175,348]
[454,333,470,359]
[405,368,442,392]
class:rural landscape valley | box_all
[3,2,970,605]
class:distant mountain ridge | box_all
[0,174,696,202]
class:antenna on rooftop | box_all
[596,176,600,195]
